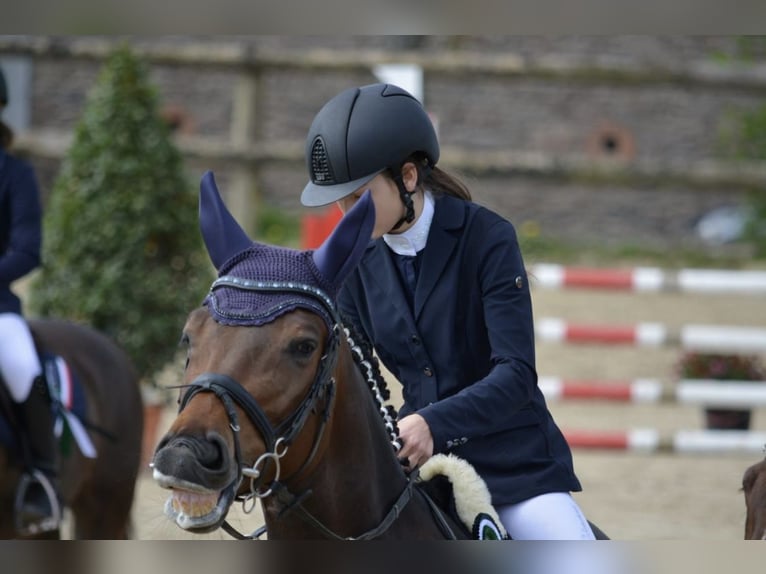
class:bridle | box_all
[177,275,432,540]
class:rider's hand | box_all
[397,414,433,471]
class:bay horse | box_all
[152,172,476,539]
[743,456,766,540]
[0,318,143,539]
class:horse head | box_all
[151,172,388,536]
[743,456,766,540]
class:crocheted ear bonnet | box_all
[198,171,374,331]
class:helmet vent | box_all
[310,137,334,184]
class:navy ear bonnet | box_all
[206,245,338,329]
[198,171,374,331]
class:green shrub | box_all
[29,45,212,386]
[727,102,766,258]
[255,204,302,248]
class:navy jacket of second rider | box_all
[0,149,42,315]
[338,193,582,506]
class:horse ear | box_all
[199,171,253,269]
[312,190,375,288]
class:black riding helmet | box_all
[301,83,440,209]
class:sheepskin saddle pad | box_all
[418,454,507,540]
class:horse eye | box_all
[290,338,318,358]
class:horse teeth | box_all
[172,490,219,518]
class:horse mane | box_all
[339,319,506,540]
[339,317,402,453]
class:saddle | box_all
[0,352,96,459]
[416,453,508,540]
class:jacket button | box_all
[411,335,420,345]
[423,367,433,377]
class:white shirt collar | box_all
[383,191,435,257]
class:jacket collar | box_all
[382,191,435,256]
[363,194,467,321]
[413,194,465,318]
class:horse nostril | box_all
[203,432,230,471]
[155,433,172,452]
[157,434,229,471]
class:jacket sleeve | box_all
[0,161,42,284]
[417,217,539,451]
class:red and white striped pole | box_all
[537,318,667,346]
[536,318,766,353]
[531,263,766,295]
[538,377,664,403]
[539,377,766,406]
[563,429,660,452]
[680,324,766,354]
[563,429,766,454]
[676,379,766,408]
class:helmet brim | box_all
[301,168,385,207]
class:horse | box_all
[743,456,766,540]
[0,318,143,539]
[153,172,609,541]
[151,172,494,540]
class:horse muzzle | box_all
[152,432,240,532]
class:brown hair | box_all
[424,166,472,201]
[406,153,472,201]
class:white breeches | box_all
[496,491,596,540]
[0,313,43,402]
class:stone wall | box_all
[2,35,765,253]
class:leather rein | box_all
[177,276,428,540]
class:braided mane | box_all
[341,319,402,453]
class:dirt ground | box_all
[129,284,766,540]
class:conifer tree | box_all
[30,46,212,384]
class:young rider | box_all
[300,83,596,539]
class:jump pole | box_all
[537,318,766,353]
[538,377,665,403]
[563,429,766,454]
[530,263,766,295]
[539,377,766,406]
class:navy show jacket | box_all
[0,149,42,315]
[338,193,582,506]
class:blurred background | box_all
[3,35,766,260]
[2,35,765,540]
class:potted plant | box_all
[676,352,766,431]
